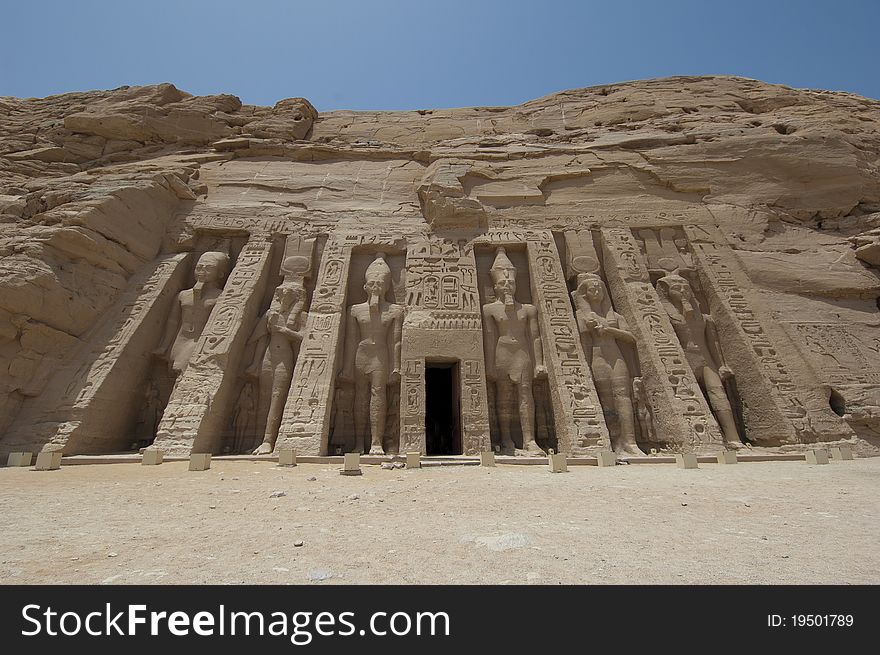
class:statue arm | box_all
[604,313,636,344]
[705,316,733,379]
[482,306,497,379]
[339,308,357,381]
[244,312,270,375]
[529,307,545,371]
[389,308,402,379]
[288,308,308,342]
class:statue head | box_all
[364,253,391,306]
[194,251,230,285]
[489,247,517,305]
[656,272,696,310]
[575,272,607,305]
[274,277,305,309]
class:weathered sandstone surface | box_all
[1,76,878,459]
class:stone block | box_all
[278,447,297,466]
[716,451,738,464]
[141,449,163,465]
[7,452,32,467]
[548,453,568,473]
[806,449,829,465]
[675,453,698,469]
[830,446,853,461]
[189,453,211,471]
[597,451,617,467]
[406,451,421,469]
[34,451,62,471]
[341,452,362,476]
[480,451,495,467]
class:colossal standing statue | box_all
[340,253,403,455]
[481,247,547,455]
[247,271,308,455]
[154,251,230,376]
[571,273,645,456]
[656,272,745,448]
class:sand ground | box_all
[0,457,877,585]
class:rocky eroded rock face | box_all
[1,76,878,459]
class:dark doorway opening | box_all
[425,362,461,455]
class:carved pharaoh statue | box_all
[481,247,547,455]
[154,250,230,376]
[247,265,308,455]
[339,253,403,455]
[655,272,745,448]
[571,273,645,456]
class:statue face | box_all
[662,277,693,303]
[579,277,605,302]
[493,272,516,299]
[194,256,225,283]
[364,276,389,298]
[276,283,302,308]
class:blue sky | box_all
[2,1,878,110]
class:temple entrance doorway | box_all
[425,362,461,455]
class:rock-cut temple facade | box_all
[1,77,879,459]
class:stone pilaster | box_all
[526,235,608,454]
[684,224,854,444]
[276,235,353,456]
[153,236,275,454]
[4,253,192,456]
[600,227,724,452]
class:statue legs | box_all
[610,378,643,456]
[701,367,743,448]
[368,371,387,455]
[353,377,369,453]
[253,349,294,455]
[494,377,544,455]
[352,371,387,454]
[517,380,543,454]
[493,381,517,453]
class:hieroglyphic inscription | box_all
[399,358,425,453]
[400,236,490,454]
[684,224,853,442]
[154,236,274,454]
[601,227,723,450]
[790,323,880,386]
[276,236,352,455]
[533,241,607,454]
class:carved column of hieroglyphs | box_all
[153,236,275,454]
[684,224,855,443]
[275,234,359,455]
[400,237,490,454]
[399,357,426,453]
[4,253,192,455]
[600,227,725,451]
[525,234,608,454]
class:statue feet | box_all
[252,441,273,456]
[516,441,546,457]
[368,445,385,456]
[615,442,646,457]
[725,440,748,451]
